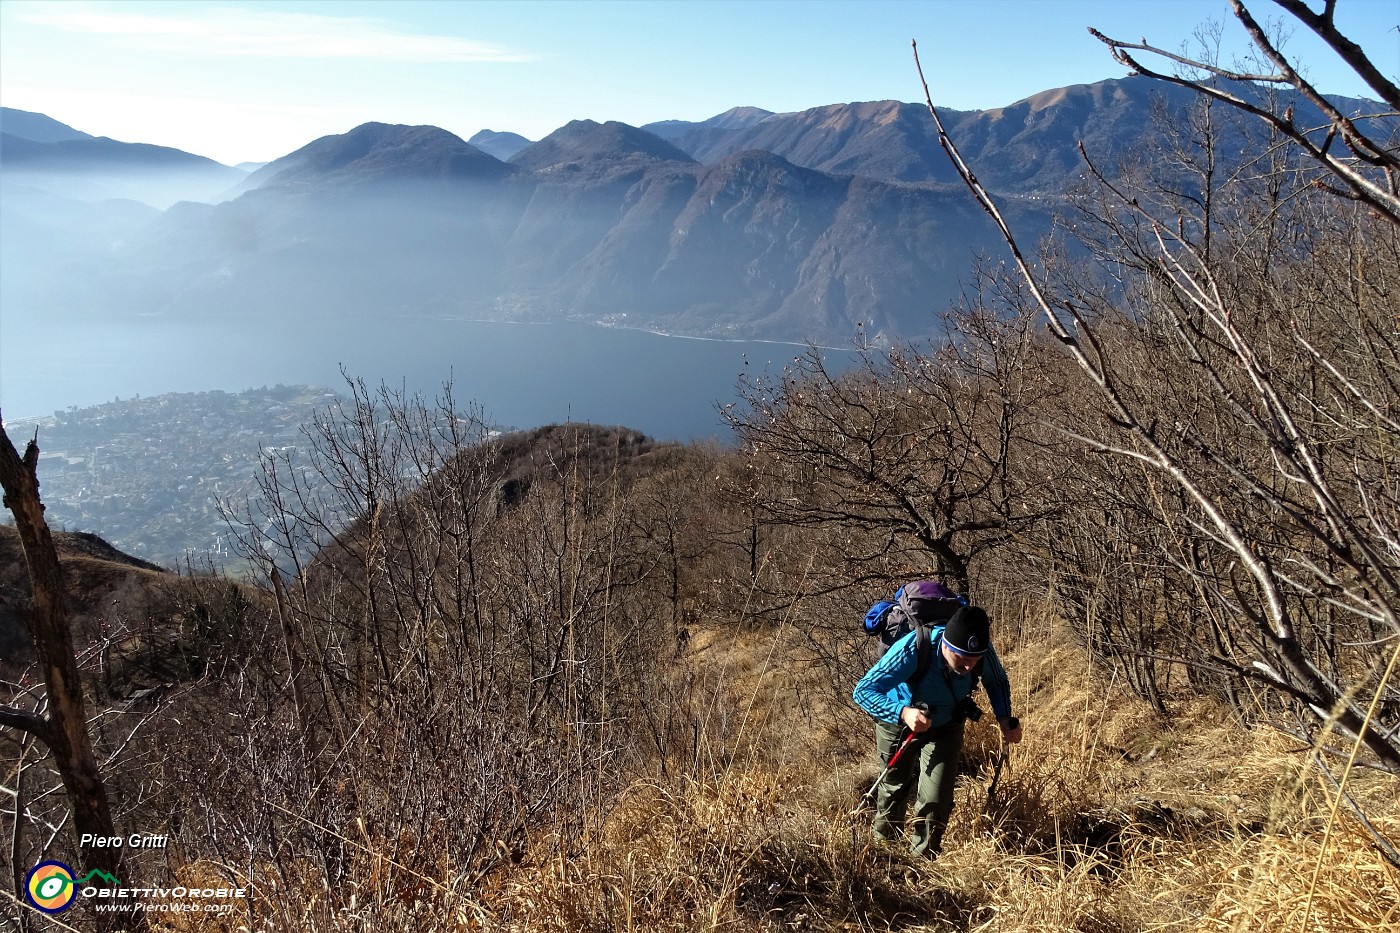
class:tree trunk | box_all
[0,420,120,876]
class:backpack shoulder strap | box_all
[912,623,935,682]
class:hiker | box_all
[853,602,1022,857]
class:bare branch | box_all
[1088,6,1400,224]
[0,705,54,746]
[1269,0,1400,108]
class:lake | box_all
[0,312,852,440]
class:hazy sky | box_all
[2,0,1396,166]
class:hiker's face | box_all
[941,643,980,674]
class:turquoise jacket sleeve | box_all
[853,629,1016,726]
[851,629,918,724]
[978,644,1013,721]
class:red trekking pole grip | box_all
[885,729,918,769]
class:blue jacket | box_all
[852,626,1013,727]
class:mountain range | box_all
[2,80,1388,343]
[1,108,244,207]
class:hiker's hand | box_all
[999,718,1023,744]
[901,705,931,734]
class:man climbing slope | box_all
[853,604,1023,856]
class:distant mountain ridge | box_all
[508,120,697,173]
[242,122,515,192]
[644,80,1178,191]
[644,106,777,141]
[635,78,1390,193]
[0,106,245,209]
[1,132,238,172]
[0,107,94,143]
[5,79,1392,344]
[468,129,533,161]
[81,118,1051,342]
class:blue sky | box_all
[2,0,1395,166]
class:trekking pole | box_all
[852,704,928,816]
[984,716,1020,815]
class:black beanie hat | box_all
[943,606,991,655]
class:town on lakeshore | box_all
[6,385,340,569]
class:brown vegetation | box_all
[4,3,1397,930]
[5,399,1395,930]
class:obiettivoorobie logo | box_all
[25,861,78,914]
[24,853,245,917]
[24,862,123,914]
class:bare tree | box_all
[723,305,1060,604]
[1089,0,1399,223]
[912,0,1400,785]
[194,382,713,912]
[0,419,120,879]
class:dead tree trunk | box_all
[0,418,119,876]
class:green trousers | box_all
[872,718,965,857]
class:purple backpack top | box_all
[863,580,967,679]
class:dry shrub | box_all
[487,769,977,933]
[124,604,1396,933]
[681,616,833,776]
[937,634,1400,933]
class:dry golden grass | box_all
[141,611,1397,933]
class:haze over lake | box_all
[1,312,847,440]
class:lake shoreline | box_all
[1,315,864,440]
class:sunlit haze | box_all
[3,0,1396,166]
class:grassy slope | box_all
[148,601,1398,933]
[0,525,169,666]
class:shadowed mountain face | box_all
[0,526,166,668]
[9,79,1388,344]
[63,119,1046,342]
[245,122,516,192]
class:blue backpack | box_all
[863,580,966,680]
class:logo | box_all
[25,861,77,914]
[22,854,245,918]
[967,635,980,651]
[78,869,123,886]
